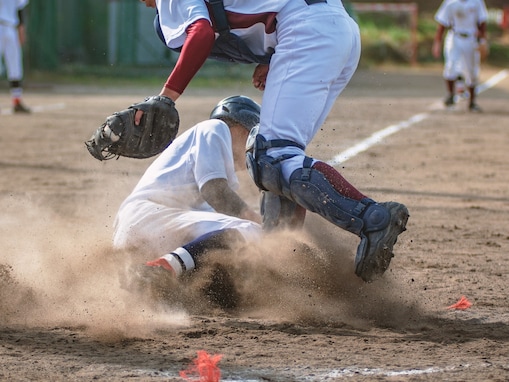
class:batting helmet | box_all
[210,95,261,131]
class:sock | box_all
[312,161,367,200]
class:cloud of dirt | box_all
[155,213,424,330]
[0,196,189,340]
[0,193,422,339]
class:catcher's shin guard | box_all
[287,167,409,282]
[287,168,389,236]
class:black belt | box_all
[305,0,327,4]
[456,32,470,38]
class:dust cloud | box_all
[0,196,188,340]
[0,195,422,339]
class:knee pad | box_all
[246,152,284,192]
[246,133,298,194]
[289,168,389,236]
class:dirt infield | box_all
[1,65,509,381]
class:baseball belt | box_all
[305,0,327,5]
[456,32,471,38]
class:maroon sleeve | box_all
[164,19,216,95]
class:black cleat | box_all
[468,103,482,113]
[13,102,31,114]
[355,202,409,282]
[444,95,455,107]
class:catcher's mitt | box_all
[85,95,179,161]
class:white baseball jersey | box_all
[435,0,488,86]
[0,0,28,27]
[156,0,360,184]
[0,0,28,81]
[156,0,285,54]
[113,119,261,255]
[435,0,487,36]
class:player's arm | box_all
[476,21,489,60]
[477,21,487,41]
[432,24,447,59]
[17,9,26,45]
[201,178,261,223]
[160,19,215,101]
[134,19,215,125]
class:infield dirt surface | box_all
[1,65,509,381]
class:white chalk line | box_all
[137,363,471,381]
[0,102,66,115]
[328,69,509,166]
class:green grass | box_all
[357,12,509,67]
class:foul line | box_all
[327,69,509,166]
[0,102,66,115]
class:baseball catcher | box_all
[85,95,179,161]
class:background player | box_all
[138,0,409,282]
[114,96,262,278]
[432,0,488,112]
[0,0,30,113]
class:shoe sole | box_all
[355,202,409,282]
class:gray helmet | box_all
[210,95,261,131]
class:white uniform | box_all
[0,0,28,82]
[156,0,361,184]
[113,119,261,255]
[156,0,280,55]
[435,0,488,87]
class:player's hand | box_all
[140,0,156,8]
[432,40,442,59]
[252,64,269,91]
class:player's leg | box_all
[3,26,29,113]
[259,1,351,146]
[146,229,245,277]
[251,3,408,281]
[442,35,460,107]
[286,160,409,282]
[138,207,261,277]
[462,39,482,112]
[248,145,409,282]
[113,200,261,254]
[256,2,359,231]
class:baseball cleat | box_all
[13,102,31,114]
[468,103,482,113]
[146,257,177,277]
[444,95,455,107]
[355,202,409,282]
